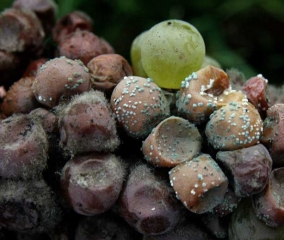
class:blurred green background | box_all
[1,0,284,85]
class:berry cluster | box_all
[0,1,284,240]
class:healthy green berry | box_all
[140,19,205,89]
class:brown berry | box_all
[0,8,44,53]
[119,164,182,235]
[87,53,133,94]
[61,153,125,216]
[1,77,41,117]
[52,10,93,43]
[260,103,284,166]
[177,65,246,124]
[32,56,91,108]
[111,76,170,139]
[57,30,114,65]
[216,144,272,197]
[242,74,269,116]
[29,107,58,134]
[57,90,119,155]
[12,0,57,35]
[0,114,49,179]
[253,167,284,227]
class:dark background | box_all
[1,0,284,85]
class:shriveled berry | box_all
[57,30,114,65]
[61,152,125,216]
[12,0,57,35]
[0,114,49,179]
[242,74,269,116]
[57,90,119,155]
[176,65,246,124]
[0,179,62,233]
[142,116,202,167]
[87,53,133,94]
[29,107,58,134]
[111,76,170,139]
[253,167,284,227]
[205,101,263,150]
[52,10,93,44]
[32,56,91,108]
[1,77,41,117]
[169,154,228,214]
[216,144,272,197]
[261,103,284,166]
[0,8,44,53]
[119,164,182,235]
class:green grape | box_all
[140,19,205,89]
[201,55,221,69]
[130,31,148,78]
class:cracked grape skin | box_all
[140,19,205,90]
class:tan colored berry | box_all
[205,101,263,150]
[110,76,170,139]
[177,65,246,124]
[142,116,202,167]
[169,154,228,214]
[87,53,133,94]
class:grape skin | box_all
[130,30,148,77]
[140,19,205,89]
